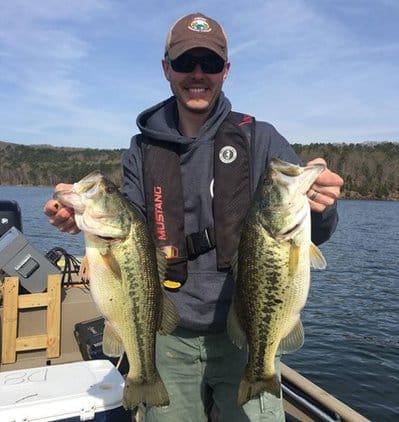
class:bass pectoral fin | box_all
[100,250,122,279]
[288,243,300,276]
[279,319,304,354]
[79,255,90,282]
[102,320,124,357]
[310,242,327,269]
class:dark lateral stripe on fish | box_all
[122,242,156,382]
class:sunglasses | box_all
[167,53,225,74]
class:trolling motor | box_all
[0,200,60,293]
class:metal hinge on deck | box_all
[79,403,96,421]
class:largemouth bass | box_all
[227,158,327,406]
[54,172,179,409]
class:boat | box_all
[0,202,368,421]
[0,265,369,422]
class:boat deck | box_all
[0,281,368,421]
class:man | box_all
[45,12,343,421]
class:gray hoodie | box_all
[122,92,338,332]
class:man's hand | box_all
[43,183,80,234]
[307,158,344,213]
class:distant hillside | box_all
[0,140,398,200]
[0,141,123,186]
[292,142,399,200]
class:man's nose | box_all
[191,63,205,77]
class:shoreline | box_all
[1,185,398,202]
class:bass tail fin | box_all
[123,371,169,409]
[237,372,281,406]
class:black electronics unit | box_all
[0,200,22,237]
[0,227,60,293]
[74,317,129,375]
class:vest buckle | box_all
[186,227,216,260]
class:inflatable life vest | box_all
[142,111,255,290]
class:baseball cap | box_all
[165,13,228,61]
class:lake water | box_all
[0,186,398,421]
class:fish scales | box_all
[237,221,294,376]
[228,158,326,406]
[80,208,166,404]
[54,172,179,409]
[116,238,155,369]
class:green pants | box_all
[145,327,285,422]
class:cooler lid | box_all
[0,360,125,421]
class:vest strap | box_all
[142,111,255,288]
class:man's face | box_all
[162,48,230,115]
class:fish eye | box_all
[105,186,116,194]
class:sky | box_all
[1,0,398,149]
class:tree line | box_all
[292,142,399,200]
[0,141,398,200]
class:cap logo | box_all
[219,146,237,164]
[189,17,212,32]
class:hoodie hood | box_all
[136,92,232,145]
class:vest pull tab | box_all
[163,280,182,291]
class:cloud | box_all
[0,1,99,110]
[0,0,398,146]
